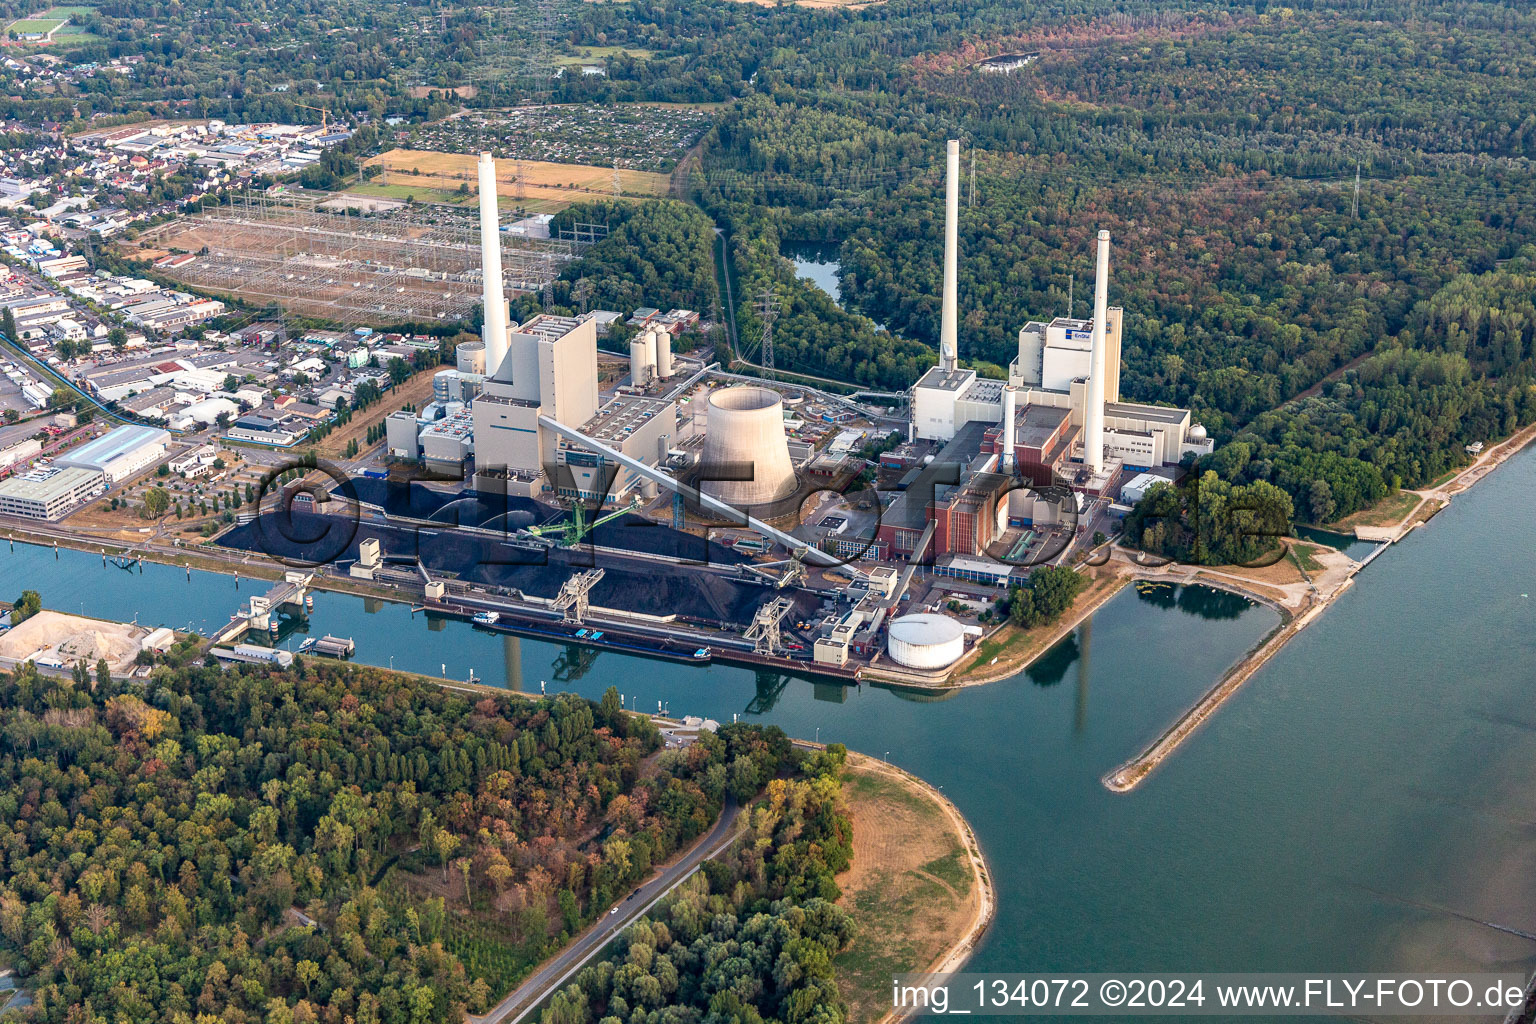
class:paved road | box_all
[472,798,743,1024]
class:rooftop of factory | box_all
[0,464,101,502]
[882,420,991,532]
[914,366,975,392]
[512,314,583,341]
[960,377,1005,403]
[421,408,475,440]
[1012,404,1071,448]
[578,394,673,444]
[1106,400,1189,425]
[474,391,541,410]
[57,423,167,465]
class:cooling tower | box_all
[456,341,486,375]
[700,386,797,507]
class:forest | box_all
[1191,255,1536,522]
[1124,470,1295,566]
[536,748,854,1024]
[545,201,720,320]
[0,658,830,1023]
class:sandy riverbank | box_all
[833,751,994,1024]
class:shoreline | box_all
[837,751,995,1024]
[1101,421,1536,794]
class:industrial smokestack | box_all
[940,139,960,371]
[1001,385,1018,472]
[478,152,509,379]
[1084,230,1111,474]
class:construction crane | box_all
[526,497,642,548]
[293,102,332,133]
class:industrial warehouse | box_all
[243,142,1212,684]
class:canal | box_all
[5,446,1536,1011]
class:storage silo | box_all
[456,341,486,375]
[629,337,652,386]
[700,386,797,507]
[644,328,660,377]
[886,613,966,669]
[654,328,673,378]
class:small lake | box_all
[783,240,844,305]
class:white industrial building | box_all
[54,424,170,484]
[0,438,42,469]
[909,142,1212,483]
[0,465,106,519]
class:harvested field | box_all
[836,754,987,1024]
[365,149,670,212]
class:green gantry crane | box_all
[527,497,642,547]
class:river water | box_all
[5,447,1536,1012]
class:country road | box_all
[471,797,743,1024]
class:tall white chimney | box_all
[1084,230,1111,474]
[940,139,960,371]
[478,152,509,379]
[1001,385,1018,472]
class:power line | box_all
[756,287,780,371]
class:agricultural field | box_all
[365,148,671,214]
[552,45,654,64]
[400,104,711,174]
[5,5,93,39]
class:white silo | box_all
[629,337,652,386]
[644,328,660,377]
[700,386,797,507]
[887,613,966,669]
[654,328,673,379]
[456,341,486,375]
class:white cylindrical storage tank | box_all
[654,328,673,378]
[456,341,486,375]
[433,369,457,404]
[700,386,797,507]
[630,338,652,385]
[645,328,661,376]
[887,613,966,670]
[1001,385,1018,472]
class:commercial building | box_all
[0,465,106,519]
[225,413,307,446]
[168,444,219,477]
[55,424,169,484]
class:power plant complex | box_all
[371,141,1212,682]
